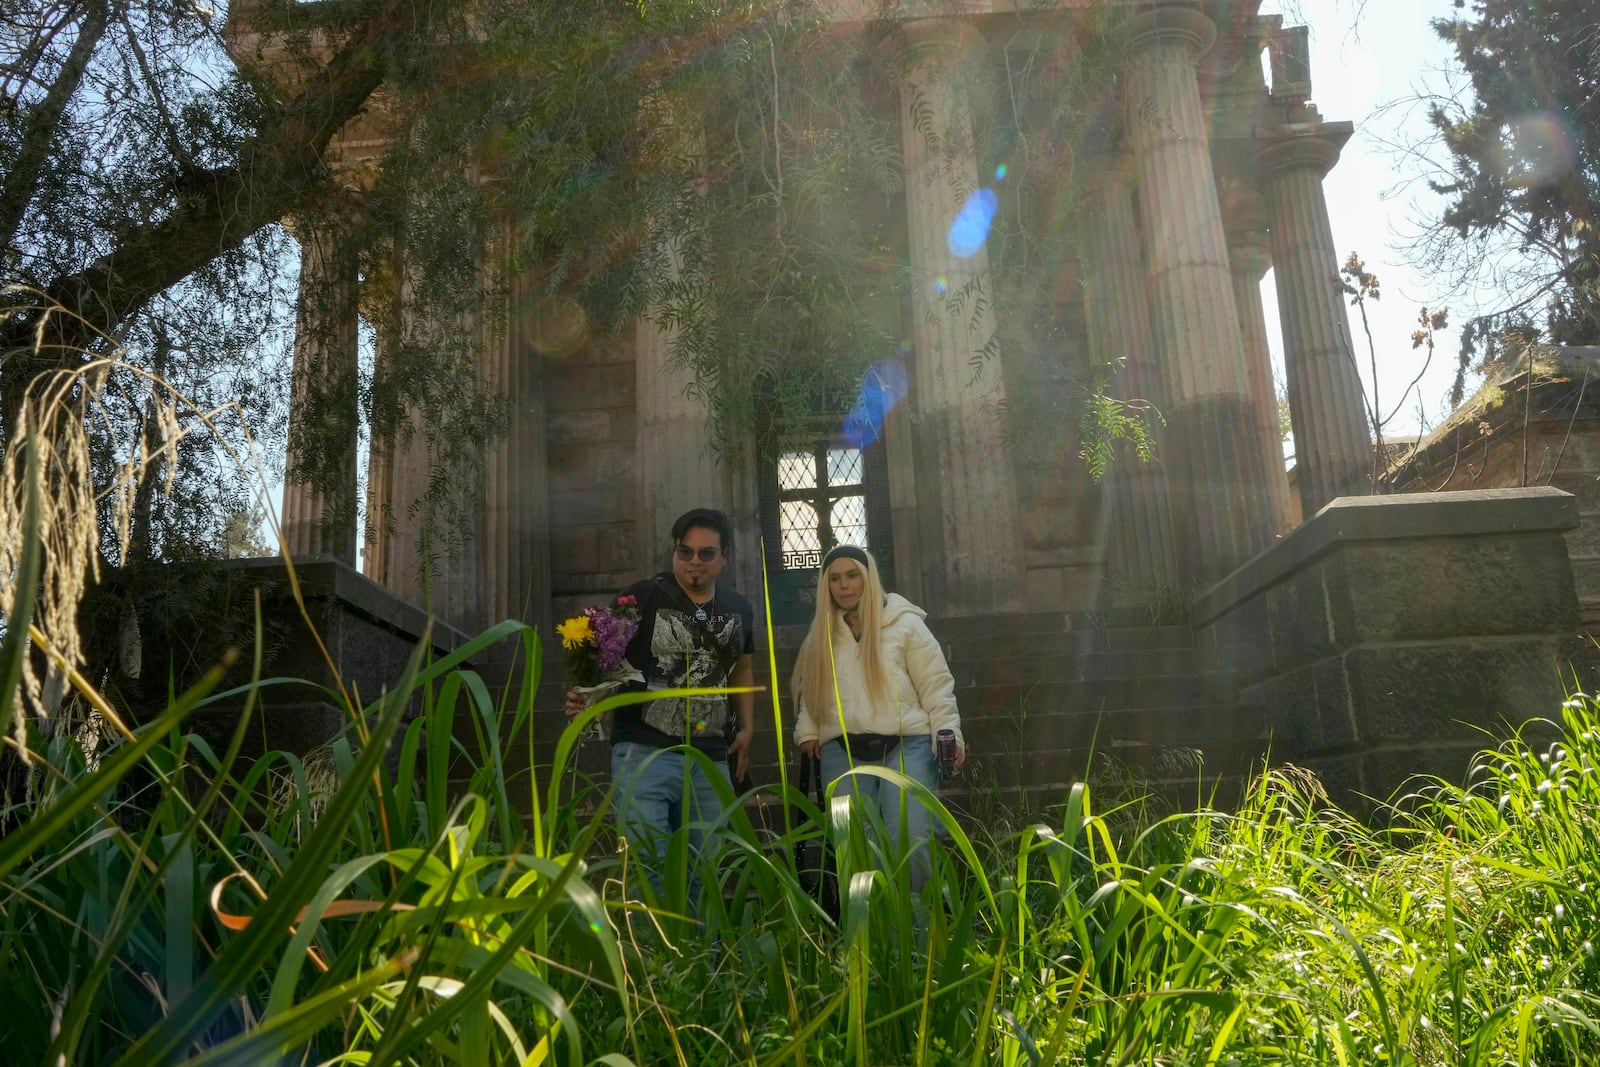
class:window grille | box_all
[758,424,893,623]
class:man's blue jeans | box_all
[610,741,729,911]
[820,735,940,892]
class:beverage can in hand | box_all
[936,728,957,778]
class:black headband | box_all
[821,545,869,570]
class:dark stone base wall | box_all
[147,485,1597,823]
[105,557,470,761]
[543,329,639,624]
[1194,487,1594,810]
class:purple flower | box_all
[585,605,639,673]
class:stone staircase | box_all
[922,611,1264,808]
[523,609,1265,809]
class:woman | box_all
[793,545,965,890]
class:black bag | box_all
[793,751,839,919]
[840,732,900,763]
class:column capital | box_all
[878,17,983,78]
[1123,4,1216,61]
[1256,122,1353,179]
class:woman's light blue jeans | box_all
[820,735,940,892]
[610,741,728,916]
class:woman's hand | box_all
[799,739,821,760]
[934,737,967,769]
[564,689,584,718]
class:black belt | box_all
[830,733,903,762]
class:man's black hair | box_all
[671,507,734,556]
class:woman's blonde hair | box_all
[791,547,891,723]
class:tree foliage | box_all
[0,0,1143,578]
[1427,0,1600,402]
[0,0,785,558]
[1,0,300,561]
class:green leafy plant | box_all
[8,463,1600,1063]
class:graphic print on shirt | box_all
[639,607,744,742]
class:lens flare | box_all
[994,164,1007,180]
[947,187,999,258]
[1509,112,1577,186]
[841,359,909,448]
[527,294,589,358]
[932,276,949,295]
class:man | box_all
[565,507,756,904]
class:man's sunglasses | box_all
[674,544,721,563]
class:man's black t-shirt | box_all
[608,574,754,760]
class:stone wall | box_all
[1386,348,1600,627]
[544,327,641,623]
[104,557,470,760]
[1193,487,1593,810]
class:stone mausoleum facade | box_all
[225,0,1593,807]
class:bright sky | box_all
[1260,0,1481,446]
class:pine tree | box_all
[1428,0,1600,396]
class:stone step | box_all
[961,699,1260,742]
[765,619,1196,655]
[530,659,1231,705]
[958,736,1269,782]
[956,673,1240,717]
[944,646,1200,685]
[710,632,1196,681]
[531,661,1229,705]
[1569,559,1600,618]
[920,611,1073,640]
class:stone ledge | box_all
[223,555,473,653]
[1194,486,1579,626]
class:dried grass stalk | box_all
[0,292,263,753]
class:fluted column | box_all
[361,326,393,585]
[634,234,731,571]
[891,18,1026,615]
[629,101,736,572]
[283,226,360,563]
[1259,128,1371,515]
[484,222,553,633]
[1082,156,1178,589]
[385,241,486,632]
[1123,4,1275,582]
[1222,187,1294,533]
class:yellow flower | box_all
[557,615,594,650]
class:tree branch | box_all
[2,0,440,374]
[0,0,109,256]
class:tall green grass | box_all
[3,596,1600,1063]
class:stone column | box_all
[1222,185,1294,533]
[1122,4,1275,582]
[890,18,1026,615]
[882,403,924,607]
[483,221,554,634]
[359,251,398,587]
[283,225,360,564]
[362,327,393,586]
[384,240,486,633]
[634,228,732,574]
[1258,126,1372,515]
[1082,155,1178,590]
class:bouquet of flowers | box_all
[557,595,643,739]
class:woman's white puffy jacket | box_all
[794,593,963,753]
